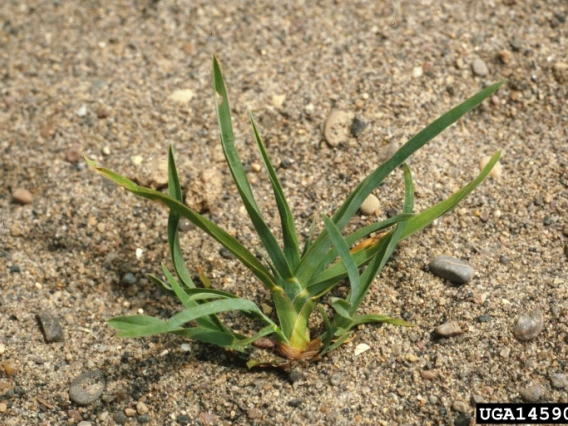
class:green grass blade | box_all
[166,145,196,290]
[351,314,414,328]
[250,113,301,269]
[147,273,174,296]
[317,306,334,353]
[85,156,278,291]
[212,57,295,287]
[168,298,270,328]
[313,213,413,278]
[322,215,360,303]
[296,80,505,284]
[172,327,245,350]
[401,151,501,239]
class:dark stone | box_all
[280,158,293,169]
[121,272,137,285]
[454,413,472,426]
[9,265,21,273]
[477,314,491,323]
[69,370,105,406]
[350,116,367,138]
[288,397,304,407]
[176,414,190,424]
[429,255,474,284]
[113,411,128,425]
[37,313,65,343]
[137,414,150,423]
[219,248,233,259]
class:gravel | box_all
[68,370,106,406]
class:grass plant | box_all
[87,57,503,368]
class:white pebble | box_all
[412,66,423,78]
[169,89,194,103]
[181,343,192,352]
[360,194,380,216]
[135,248,143,260]
[354,343,371,356]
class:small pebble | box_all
[470,395,484,405]
[137,414,150,424]
[519,384,544,402]
[477,314,491,323]
[324,110,352,147]
[9,265,20,273]
[552,62,568,84]
[37,313,65,343]
[513,309,544,341]
[454,413,472,426]
[113,411,128,425]
[280,158,293,169]
[0,344,5,354]
[354,343,371,356]
[350,116,367,138]
[288,397,304,407]
[434,321,463,337]
[472,58,489,76]
[169,89,194,103]
[498,49,512,64]
[124,408,136,417]
[77,422,92,426]
[562,224,568,237]
[550,373,568,389]
[412,66,423,78]
[429,255,474,284]
[12,188,33,205]
[251,163,262,173]
[180,343,191,352]
[420,370,437,380]
[102,146,111,156]
[69,370,105,406]
[136,401,149,415]
[76,105,87,117]
[3,360,17,377]
[0,402,7,413]
[98,412,109,421]
[247,408,262,419]
[452,401,468,413]
[360,194,380,216]
[131,155,143,166]
[65,144,83,163]
[197,413,216,425]
[121,273,137,285]
[330,373,342,386]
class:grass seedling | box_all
[87,57,503,369]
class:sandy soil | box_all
[1,1,567,425]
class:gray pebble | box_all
[550,373,568,389]
[477,314,491,323]
[513,309,544,341]
[37,313,65,343]
[113,411,128,425]
[350,116,367,138]
[452,400,468,413]
[288,397,304,407]
[470,395,484,405]
[330,373,343,386]
[429,255,474,284]
[454,413,471,426]
[69,370,105,406]
[121,272,137,285]
[434,321,463,337]
[137,414,150,424]
[519,384,544,402]
[472,58,489,76]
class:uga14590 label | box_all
[476,403,568,424]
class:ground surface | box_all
[1,1,567,425]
